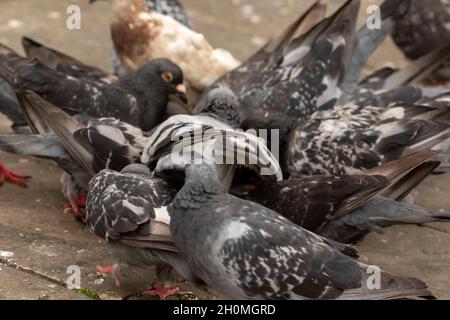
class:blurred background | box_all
[0,0,448,299]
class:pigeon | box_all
[0,38,116,131]
[286,87,450,177]
[197,0,360,143]
[0,161,30,188]
[169,163,435,300]
[286,47,450,178]
[0,91,148,220]
[0,39,187,131]
[245,152,450,244]
[106,0,193,77]
[0,74,27,130]
[141,87,283,189]
[340,0,412,99]
[0,43,187,132]
[392,0,450,60]
[86,164,192,299]
[98,0,240,91]
[21,36,118,84]
[391,0,450,84]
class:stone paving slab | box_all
[358,225,450,299]
[0,264,89,300]
[415,176,450,234]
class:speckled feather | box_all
[85,166,199,283]
[392,0,450,60]
[245,172,450,243]
[392,0,450,83]
[145,0,192,28]
[170,164,434,299]
[0,92,150,195]
[246,175,389,231]
[141,89,283,186]
[198,0,360,137]
[86,168,176,241]
[286,90,450,176]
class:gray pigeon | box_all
[0,74,27,130]
[197,0,361,142]
[246,152,450,244]
[0,91,148,220]
[286,47,450,179]
[286,86,450,177]
[340,0,412,98]
[392,0,450,60]
[0,43,187,132]
[86,164,198,299]
[141,87,282,189]
[391,0,450,83]
[169,163,435,300]
[21,36,118,84]
[0,38,187,132]
[0,37,116,131]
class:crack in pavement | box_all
[0,257,67,288]
[423,224,450,236]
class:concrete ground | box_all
[0,0,449,299]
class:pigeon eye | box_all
[162,72,174,82]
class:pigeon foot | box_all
[0,163,31,188]
[64,195,87,223]
[96,264,121,286]
[143,282,180,300]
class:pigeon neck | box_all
[203,111,240,129]
[122,76,168,131]
[174,175,225,209]
[201,102,240,128]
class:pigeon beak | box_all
[174,84,188,104]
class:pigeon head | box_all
[200,87,240,128]
[127,58,188,104]
[173,163,226,208]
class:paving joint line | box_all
[423,225,450,235]
[0,257,67,289]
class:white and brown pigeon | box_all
[108,0,193,77]
[97,0,240,91]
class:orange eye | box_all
[162,72,174,82]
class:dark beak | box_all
[173,84,188,104]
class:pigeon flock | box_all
[0,0,450,300]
